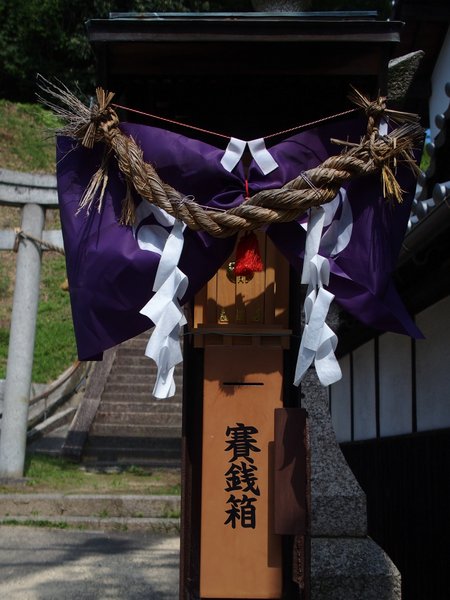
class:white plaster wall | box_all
[430,25,450,140]
[330,355,351,443]
[353,340,376,441]
[379,332,412,437]
[416,295,450,431]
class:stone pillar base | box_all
[311,537,401,600]
[301,365,402,599]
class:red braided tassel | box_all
[234,232,264,278]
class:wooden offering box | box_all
[193,234,292,599]
[193,232,291,349]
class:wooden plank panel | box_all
[274,408,308,535]
[274,245,289,327]
[264,236,276,325]
[200,346,283,599]
[193,283,207,328]
[217,262,237,325]
[238,231,266,326]
[206,273,218,324]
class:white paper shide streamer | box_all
[134,201,188,399]
[221,137,279,175]
[133,184,352,395]
[294,189,353,387]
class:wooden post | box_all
[181,233,309,599]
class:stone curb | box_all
[0,493,181,518]
[0,515,180,533]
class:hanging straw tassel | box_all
[120,184,138,226]
[348,86,420,126]
[76,150,111,216]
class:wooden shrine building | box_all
[85,9,421,600]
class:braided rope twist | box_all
[39,78,423,238]
[14,228,65,255]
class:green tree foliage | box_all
[0,0,251,102]
[0,0,390,102]
[1,0,102,101]
[310,0,391,16]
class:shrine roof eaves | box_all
[399,82,450,265]
[86,14,403,45]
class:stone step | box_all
[27,424,69,457]
[119,341,150,351]
[112,351,184,368]
[115,347,150,358]
[101,391,182,403]
[104,381,160,391]
[79,329,183,468]
[107,368,158,382]
[85,434,181,450]
[115,346,155,358]
[95,411,182,427]
[89,423,182,438]
[103,380,183,393]
[83,427,182,465]
[110,359,157,369]
[0,514,180,533]
[99,401,182,414]
[119,335,183,352]
[111,356,156,369]
[106,374,183,388]
[82,447,181,467]
[102,384,182,397]
[111,355,156,366]
[109,368,183,389]
[83,440,180,454]
[0,493,180,518]
[82,456,181,469]
[120,333,153,348]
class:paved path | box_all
[0,526,179,599]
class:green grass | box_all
[419,141,431,173]
[162,507,182,519]
[0,518,71,529]
[33,253,77,382]
[0,454,181,496]
[0,328,9,380]
[23,454,88,490]
[0,252,77,383]
[0,99,59,173]
[0,99,74,383]
[0,252,14,378]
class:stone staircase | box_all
[82,331,183,469]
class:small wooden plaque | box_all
[200,346,283,599]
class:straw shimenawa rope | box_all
[14,228,65,255]
[38,77,423,238]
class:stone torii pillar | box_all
[0,203,45,478]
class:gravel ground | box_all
[0,525,180,600]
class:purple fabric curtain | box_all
[56,115,421,361]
